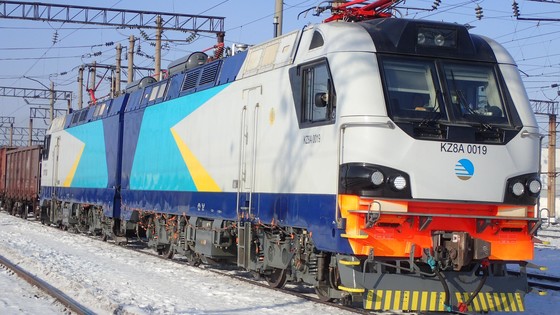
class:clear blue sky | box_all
[0,0,559,136]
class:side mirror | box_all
[315,92,328,108]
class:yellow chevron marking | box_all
[501,293,510,311]
[486,292,495,311]
[478,292,487,311]
[463,293,473,312]
[471,293,481,311]
[507,293,517,312]
[429,292,437,311]
[384,290,392,310]
[393,290,401,310]
[402,291,410,310]
[365,290,373,309]
[171,128,220,192]
[420,291,428,311]
[438,292,446,311]
[411,291,419,310]
[374,290,384,310]
[515,293,525,311]
[456,292,463,304]
[493,293,503,311]
[63,145,84,187]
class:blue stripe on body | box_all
[121,190,352,254]
[41,186,116,217]
[129,84,229,191]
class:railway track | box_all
[508,270,560,291]
[4,213,557,314]
[0,253,95,315]
[121,239,372,314]
[1,213,367,315]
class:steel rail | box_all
[0,253,95,315]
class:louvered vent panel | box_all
[199,62,220,85]
[181,70,200,91]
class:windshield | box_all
[381,57,512,127]
[443,63,508,125]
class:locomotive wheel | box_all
[265,268,287,288]
[162,244,174,259]
[314,285,334,302]
[185,251,202,267]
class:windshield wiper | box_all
[419,90,444,126]
[456,90,494,131]
[448,70,494,131]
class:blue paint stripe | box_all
[41,186,117,216]
[120,189,352,254]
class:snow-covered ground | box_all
[0,211,558,315]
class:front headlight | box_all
[339,163,412,199]
[511,181,525,197]
[528,179,541,195]
[391,175,407,191]
[504,173,541,205]
[370,170,385,186]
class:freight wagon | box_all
[3,145,42,218]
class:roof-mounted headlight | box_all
[417,27,457,48]
[434,34,445,46]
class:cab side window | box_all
[290,59,336,128]
[42,135,51,160]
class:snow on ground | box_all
[0,266,70,314]
[0,212,356,315]
[0,211,559,315]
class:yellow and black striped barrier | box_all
[363,289,525,312]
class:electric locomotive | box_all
[40,1,542,312]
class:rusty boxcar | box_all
[3,145,41,218]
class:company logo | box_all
[455,159,474,180]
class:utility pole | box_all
[115,43,122,96]
[128,35,135,84]
[155,15,162,81]
[28,118,33,146]
[532,99,560,222]
[548,113,557,221]
[9,123,13,146]
[274,0,283,37]
[49,81,54,123]
[78,66,84,109]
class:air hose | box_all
[457,260,490,313]
[435,267,452,312]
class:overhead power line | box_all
[528,0,560,4]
